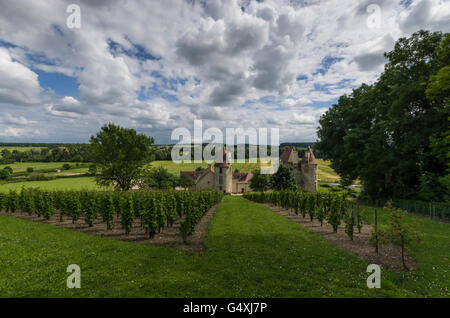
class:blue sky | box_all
[0,0,448,144]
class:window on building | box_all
[219,168,223,174]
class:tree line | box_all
[317,30,449,203]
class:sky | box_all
[0,0,449,144]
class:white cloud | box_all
[0,48,41,106]
[0,0,448,142]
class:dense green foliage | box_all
[377,202,421,270]
[0,188,222,240]
[0,144,90,164]
[249,169,271,192]
[317,31,449,202]
[137,166,179,189]
[244,190,356,239]
[89,123,154,190]
[270,164,297,191]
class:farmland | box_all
[0,159,342,190]
[0,177,102,192]
[0,162,85,174]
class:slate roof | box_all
[232,172,253,184]
[300,146,318,165]
[279,147,296,165]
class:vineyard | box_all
[0,188,223,243]
[244,191,363,241]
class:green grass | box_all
[149,160,261,174]
[0,162,81,174]
[358,206,450,297]
[0,177,106,192]
[0,196,420,297]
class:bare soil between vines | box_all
[263,203,417,271]
[0,202,221,252]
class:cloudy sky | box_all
[0,0,449,144]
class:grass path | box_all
[0,196,422,297]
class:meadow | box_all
[0,162,83,174]
[0,177,104,192]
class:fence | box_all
[394,200,450,221]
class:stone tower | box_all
[297,146,318,191]
[214,147,232,193]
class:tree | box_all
[3,166,13,174]
[0,169,11,180]
[378,202,421,270]
[270,164,297,191]
[88,164,97,175]
[249,169,270,192]
[138,166,178,189]
[89,123,154,190]
[179,174,195,189]
[317,30,449,202]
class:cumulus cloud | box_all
[0,0,448,142]
[0,48,41,106]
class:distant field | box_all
[149,159,262,174]
[0,177,105,192]
[0,159,343,190]
[317,159,340,183]
[0,162,82,174]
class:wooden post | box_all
[374,208,378,254]
[429,202,432,219]
[357,204,361,233]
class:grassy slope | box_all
[358,206,450,297]
[317,159,340,183]
[0,196,408,297]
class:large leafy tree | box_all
[317,30,449,202]
[138,166,178,189]
[270,164,297,191]
[89,123,154,190]
[250,169,271,192]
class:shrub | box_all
[26,167,34,173]
[27,172,50,181]
[84,194,98,227]
[344,211,355,240]
[62,164,71,170]
[42,192,55,220]
[378,201,421,270]
[119,195,134,235]
[100,192,115,230]
[142,196,158,238]
[3,166,13,174]
[0,169,11,180]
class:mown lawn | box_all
[0,196,418,297]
